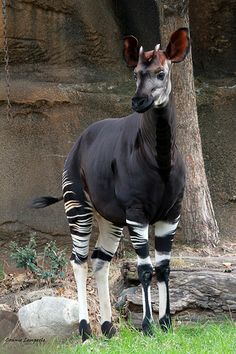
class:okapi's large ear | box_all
[123,35,139,68]
[165,28,190,63]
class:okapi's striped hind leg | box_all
[91,215,123,338]
[154,216,180,331]
[63,171,94,342]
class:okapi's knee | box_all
[70,252,88,265]
[91,248,112,272]
[155,259,170,283]
[138,263,153,287]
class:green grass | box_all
[1,321,236,354]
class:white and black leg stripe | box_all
[92,217,123,270]
[138,256,153,321]
[63,170,93,341]
[126,219,149,259]
[127,220,153,334]
[154,217,179,330]
[63,170,94,264]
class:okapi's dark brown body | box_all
[64,94,185,227]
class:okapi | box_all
[32,28,190,341]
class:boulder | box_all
[18,296,80,339]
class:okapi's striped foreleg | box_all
[91,215,123,338]
[63,171,94,342]
[126,219,153,335]
[154,217,180,331]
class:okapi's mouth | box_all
[132,95,154,113]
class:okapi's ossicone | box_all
[32,28,190,341]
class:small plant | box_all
[42,241,67,281]
[0,262,5,281]
[9,236,67,283]
[10,236,38,274]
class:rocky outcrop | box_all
[117,257,236,327]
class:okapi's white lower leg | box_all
[127,220,153,334]
[91,259,116,337]
[71,260,91,341]
[154,218,179,331]
[91,216,122,338]
[93,261,111,323]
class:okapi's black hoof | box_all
[101,321,117,338]
[79,319,92,342]
[159,315,172,332]
[142,318,154,336]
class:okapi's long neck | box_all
[140,95,176,170]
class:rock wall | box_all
[0,0,132,240]
[0,0,235,241]
[1,0,123,67]
[189,0,236,77]
[0,81,131,239]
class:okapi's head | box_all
[123,28,190,113]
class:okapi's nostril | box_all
[132,97,140,107]
[132,97,146,106]
[139,98,146,105]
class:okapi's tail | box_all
[31,196,63,209]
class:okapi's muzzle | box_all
[132,95,154,113]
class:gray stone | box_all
[18,296,80,339]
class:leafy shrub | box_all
[9,236,67,283]
[10,236,38,273]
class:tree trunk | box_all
[157,0,219,247]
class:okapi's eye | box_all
[157,71,165,80]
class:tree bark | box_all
[156,0,219,246]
